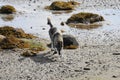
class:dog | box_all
[47,17,63,56]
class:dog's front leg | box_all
[51,41,54,51]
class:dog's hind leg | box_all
[52,40,57,55]
[57,41,63,55]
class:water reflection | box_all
[1,14,15,21]
[52,10,73,14]
[67,22,103,30]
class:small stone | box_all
[112,75,117,78]
[60,22,64,26]
[85,61,89,64]
[49,70,53,72]
[61,29,65,33]
[113,53,120,55]
[30,27,32,29]
[112,13,115,15]
[74,70,81,72]
[83,68,90,70]
[33,9,36,11]
[42,28,45,30]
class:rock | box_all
[45,1,79,10]
[0,26,36,39]
[74,70,81,72]
[0,5,16,14]
[0,36,30,49]
[60,22,65,26]
[66,12,104,24]
[112,53,120,55]
[42,28,45,30]
[21,50,37,57]
[61,29,65,33]
[83,67,90,70]
[0,35,6,41]
[63,35,79,49]
[112,75,117,78]
[66,12,104,29]
[47,1,74,10]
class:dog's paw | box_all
[53,51,57,55]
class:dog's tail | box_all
[47,17,53,28]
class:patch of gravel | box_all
[0,39,120,80]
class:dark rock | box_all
[61,22,65,26]
[63,34,79,49]
[112,75,117,78]
[0,5,16,14]
[0,26,36,39]
[48,1,74,10]
[66,12,104,29]
[33,9,36,11]
[0,36,30,49]
[74,70,81,72]
[113,53,120,55]
[45,1,79,10]
[83,67,90,70]
[66,12,104,24]
[42,28,45,30]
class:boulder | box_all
[0,5,16,14]
[63,35,79,49]
[0,36,30,49]
[0,26,36,39]
[45,1,79,10]
[66,12,104,24]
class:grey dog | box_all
[47,18,63,56]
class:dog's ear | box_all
[47,17,53,28]
[47,17,51,25]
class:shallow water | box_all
[0,0,120,44]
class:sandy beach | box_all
[0,0,120,80]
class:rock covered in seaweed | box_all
[66,12,104,24]
[45,1,80,10]
[0,5,16,14]
[0,26,36,39]
[0,26,47,50]
[0,36,30,49]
